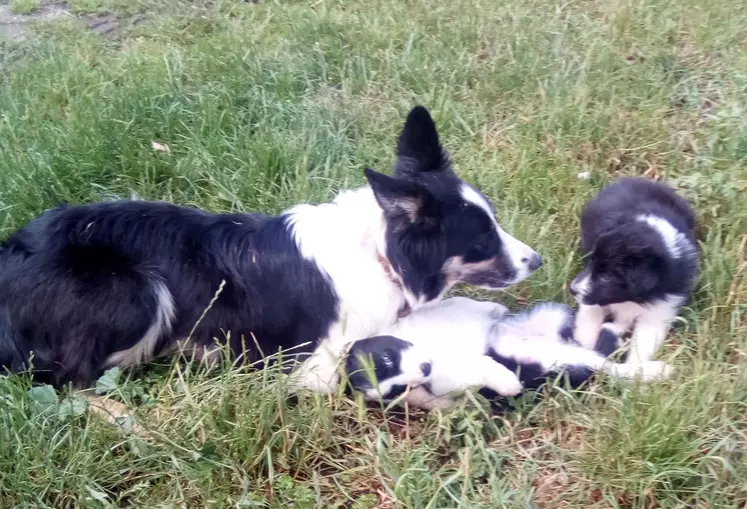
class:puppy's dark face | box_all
[345,335,432,401]
[570,224,667,306]
[366,106,542,308]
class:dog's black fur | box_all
[0,202,338,387]
[0,106,540,390]
[571,177,698,307]
[568,177,699,361]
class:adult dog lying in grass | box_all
[344,297,673,410]
[0,106,542,425]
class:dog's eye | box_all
[466,236,498,261]
[599,274,610,283]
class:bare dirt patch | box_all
[0,0,68,41]
[0,0,146,42]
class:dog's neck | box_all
[376,252,412,318]
[285,186,413,336]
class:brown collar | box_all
[377,254,412,318]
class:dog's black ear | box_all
[365,168,437,224]
[394,106,451,176]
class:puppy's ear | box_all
[394,106,451,176]
[365,168,437,225]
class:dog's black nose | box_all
[527,254,542,271]
[420,362,432,377]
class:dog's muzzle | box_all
[569,272,589,299]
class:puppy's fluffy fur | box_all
[569,177,699,363]
[344,297,672,409]
[0,106,542,393]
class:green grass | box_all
[1,0,746,507]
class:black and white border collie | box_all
[569,177,699,363]
[0,106,542,395]
[343,297,673,409]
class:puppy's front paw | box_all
[488,368,524,396]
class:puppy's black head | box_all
[365,106,542,308]
[570,222,670,306]
[344,335,432,400]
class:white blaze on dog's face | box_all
[366,106,543,308]
[453,183,543,289]
[344,336,433,401]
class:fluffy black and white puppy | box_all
[0,106,542,395]
[569,177,699,363]
[344,297,672,410]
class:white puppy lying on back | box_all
[343,297,673,410]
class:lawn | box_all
[0,0,745,507]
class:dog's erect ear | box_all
[365,168,437,224]
[394,106,450,176]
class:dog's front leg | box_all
[287,345,343,394]
[626,309,676,364]
[574,304,606,350]
[474,356,524,396]
[622,298,681,363]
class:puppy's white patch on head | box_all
[364,344,432,400]
[399,344,432,381]
[636,214,688,258]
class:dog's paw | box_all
[487,368,524,396]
